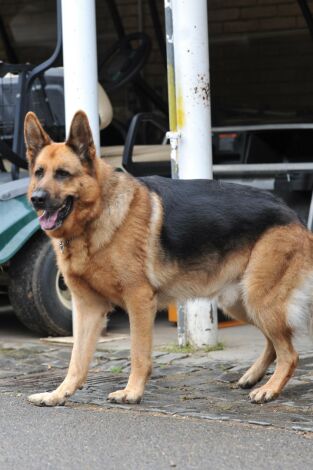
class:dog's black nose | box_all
[31,189,49,209]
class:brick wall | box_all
[0,0,56,62]
[105,0,313,125]
[1,0,313,126]
[207,0,313,124]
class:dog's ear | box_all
[24,112,52,168]
[66,111,96,169]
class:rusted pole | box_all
[164,0,187,346]
[171,0,218,347]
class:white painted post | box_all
[61,0,100,154]
[61,0,100,334]
[172,0,218,347]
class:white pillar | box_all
[61,0,100,335]
[61,0,100,154]
[172,0,213,179]
[172,0,218,347]
[185,299,217,348]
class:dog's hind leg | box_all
[241,225,308,403]
[243,292,299,404]
[238,337,276,389]
[249,329,298,404]
[243,286,299,403]
[219,295,277,390]
[217,290,276,389]
[28,289,109,407]
[108,284,157,404]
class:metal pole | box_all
[164,0,186,347]
[61,0,100,154]
[307,191,313,231]
[61,0,100,334]
[172,0,218,347]
[164,0,177,136]
[213,162,313,176]
[172,0,213,179]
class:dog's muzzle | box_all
[31,189,49,210]
[31,190,74,231]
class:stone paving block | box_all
[93,351,110,359]
[155,353,189,364]
[2,342,313,432]
[99,360,130,372]
[108,350,130,360]
[176,356,212,368]
[40,360,67,369]
[150,370,167,379]
[216,371,241,383]
[152,351,168,358]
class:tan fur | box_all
[25,111,313,407]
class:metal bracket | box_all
[166,131,181,179]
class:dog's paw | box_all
[107,388,142,404]
[249,386,279,404]
[28,391,67,407]
[238,373,259,390]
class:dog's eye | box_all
[55,169,71,179]
[34,167,44,179]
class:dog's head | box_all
[25,111,103,238]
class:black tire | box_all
[8,233,72,336]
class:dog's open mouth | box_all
[38,196,74,231]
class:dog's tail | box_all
[287,230,313,339]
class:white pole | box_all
[172,0,218,347]
[61,0,100,335]
[61,0,100,154]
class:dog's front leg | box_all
[28,290,108,407]
[108,285,157,404]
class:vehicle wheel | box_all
[8,233,72,336]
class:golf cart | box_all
[0,0,74,336]
[0,0,168,336]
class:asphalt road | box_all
[1,394,313,470]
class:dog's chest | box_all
[60,245,125,304]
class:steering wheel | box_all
[98,32,151,92]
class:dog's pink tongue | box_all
[38,211,59,230]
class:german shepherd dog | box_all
[24,110,313,407]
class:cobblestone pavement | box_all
[1,341,313,432]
